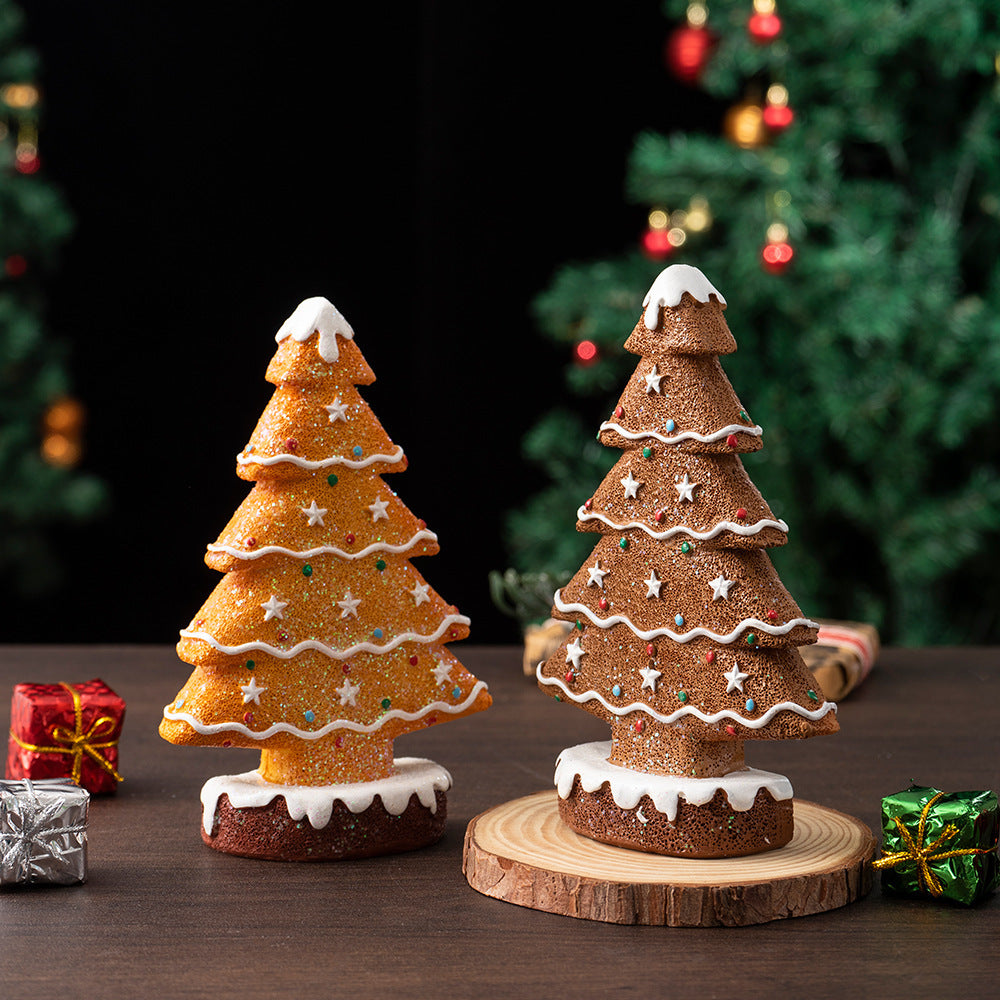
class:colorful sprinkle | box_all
[705,650,716,664]
[327,473,339,486]
[373,628,384,639]
[286,438,299,453]
[766,609,778,621]
[674,614,685,627]
[565,671,575,683]
[654,509,664,523]
[584,498,593,510]
[353,445,363,456]
[642,446,652,459]
[739,409,749,422]
[807,689,819,701]
[304,709,315,723]
[665,419,676,432]
[345,533,356,544]
[243,711,253,725]
[614,405,624,418]
[246,659,255,671]
[409,655,419,666]
[678,690,688,703]
[619,538,629,550]
[375,558,387,571]
[746,633,757,646]
[381,697,391,710]
[245,536,257,549]
[598,597,609,611]
[612,684,622,697]
[302,563,313,577]
[680,541,692,554]
[646,643,655,656]
[736,507,747,520]
[576,619,584,631]
[746,698,756,711]
[725,724,737,736]
[726,433,739,449]
[452,686,461,699]
[634,719,644,733]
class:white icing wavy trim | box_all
[206,529,438,562]
[599,420,763,446]
[236,446,405,471]
[201,757,451,833]
[537,665,836,729]
[576,507,788,541]
[553,590,818,644]
[179,613,470,660]
[554,741,790,821]
[167,680,488,746]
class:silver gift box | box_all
[0,778,89,887]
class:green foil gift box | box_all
[874,785,999,905]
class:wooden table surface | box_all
[0,645,997,999]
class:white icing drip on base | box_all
[598,420,762,446]
[576,507,788,541]
[552,590,818,644]
[200,757,451,833]
[642,264,726,329]
[537,664,836,729]
[275,297,355,363]
[165,680,489,740]
[179,613,470,660]
[554,741,791,821]
[206,529,438,563]
[236,446,405,471]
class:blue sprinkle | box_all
[665,419,676,432]
[304,709,315,723]
[612,684,622,697]
[452,686,462,699]
[746,698,755,712]
[373,627,384,639]
[352,445,363,457]
[674,614,685,627]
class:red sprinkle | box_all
[409,655,419,666]
[598,597,609,611]
[425,715,437,726]
[565,671,575,683]
[243,712,253,725]
[222,740,232,748]
[726,433,739,449]
[736,508,747,521]
[725,724,736,736]
[335,736,344,748]
[286,438,299,452]
[766,609,778,621]
[654,509,665,523]
[614,405,624,418]
[584,498,593,511]
[706,650,716,664]
[634,719,644,733]
[646,643,655,657]
[245,536,257,548]
[342,664,350,674]
[345,533,356,544]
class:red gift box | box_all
[6,679,125,794]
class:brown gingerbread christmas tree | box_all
[537,264,838,858]
[161,297,491,860]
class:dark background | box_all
[13,2,715,644]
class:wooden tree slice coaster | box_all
[463,790,875,927]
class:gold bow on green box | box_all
[874,786,999,905]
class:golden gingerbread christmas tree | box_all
[537,265,838,858]
[161,297,491,860]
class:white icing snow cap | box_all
[642,264,726,329]
[275,296,355,363]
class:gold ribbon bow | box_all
[873,791,994,896]
[10,682,123,785]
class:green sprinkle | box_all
[739,409,749,422]
[678,690,688,703]
[327,473,339,486]
[746,633,757,645]
[302,564,313,577]
[246,659,255,671]
[554,694,562,702]
[375,558,386,571]
[680,541,692,554]
[807,689,818,701]
[642,446,652,459]
[576,620,584,631]
[619,538,629,550]
[381,697,391,710]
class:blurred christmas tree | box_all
[503,0,1000,645]
[0,0,104,594]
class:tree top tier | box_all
[626,264,735,357]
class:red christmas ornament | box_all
[664,24,715,82]
[574,339,599,366]
[748,11,782,42]
[641,225,674,260]
[736,508,748,521]
[762,239,795,273]
[763,103,794,131]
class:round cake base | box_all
[463,791,874,927]
[204,789,447,861]
[559,777,792,857]
[199,759,452,861]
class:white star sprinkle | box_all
[337,590,361,619]
[409,582,430,606]
[724,663,750,694]
[301,500,327,527]
[260,594,288,621]
[565,638,586,669]
[368,498,389,522]
[586,560,608,588]
[639,664,662,692]
[710,574,736,601]
[325,397,348,422]
[336,678,360,707]
[240,677,267,705]
[674,472,698,503]
[643,365,663,394]
[621,470,643,499]
[645,570,662,599]
[432,661,454,685]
